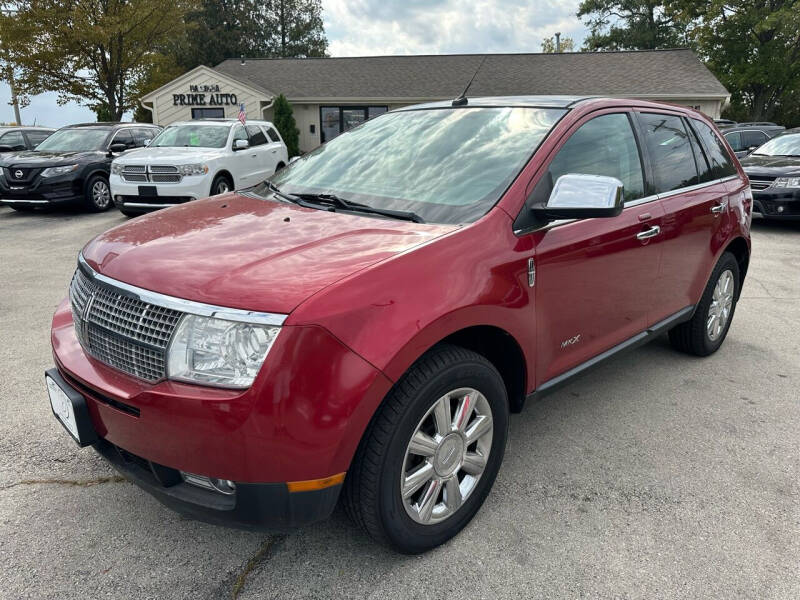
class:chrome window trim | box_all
[77,254,286,327]
[514,175,739,234]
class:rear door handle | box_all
[711,199,729,214]
[636,225,661,241]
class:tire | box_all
[669,252,740,356]
[84,174,112,212]
[343,344,509,554]
[119,208,143,218]
[275,162,286,173]
[210,174,233,196]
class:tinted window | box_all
[0,130,26,150]
[111,129,135,149]
[546,113,645,202]
[691,120,737,178]
[265,107,564,225]
[368,106,388,119]
[246,125,268,146]
[26,131,52,147]
[132,128,157,146]
[266,126,281,143]
[724,131,743,152]
[639,113,698,192]
[687,122,713,183]
[191,107,225,119]
[741,130,768,149]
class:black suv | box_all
[0,122,160,212]
[0,127,55,152]
[719,122,785,158]
[741,128,800,220]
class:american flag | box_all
[237,103,246,125]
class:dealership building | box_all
[140,49,730,154]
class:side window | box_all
[133,128,157,146]
[0,130,26,150]
[111,129,135,149]
[686,121,713,183]
[26,131,52,147]
[724,131,744,152]
[266,126,281,143]
[246,125,268,146]
[691,119,737,179]
[544,113,645,203]
[232,126,247,146]
[638,113,698,192]
[742,130,768,150]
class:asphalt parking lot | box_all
[1,205,798,599]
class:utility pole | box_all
[0,8,21,124]
[555,32,561,53]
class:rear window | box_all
[639,113,698,193]
[691,120,737,178]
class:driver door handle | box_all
[636,225,661,241]
[711,199,729,214]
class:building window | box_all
[319,105,389,143]
[192,107,225,119]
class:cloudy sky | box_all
[0,0,587,127]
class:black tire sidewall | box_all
[377,359,509,553]
[84,174,111,212]
[698,253,740,354]
[211,175,232,195]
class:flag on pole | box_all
[237,103,246,125]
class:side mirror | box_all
[0,145,13,152]
[143,139,151,146]
[746,146,758,154]
[288,156,301,164]
[233,139,249,151]
[532,174,624,221]
[109,143,128,153]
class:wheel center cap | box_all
[433,433,464,477]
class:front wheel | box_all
[210,174,233,196]
[669,252,740,356]
[84,174,112,212]
[344,345,509,553]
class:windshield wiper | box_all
[295,192,425,223]
[264,181,304,204]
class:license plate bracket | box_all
[45,369,98,447]
[138,185,158,197]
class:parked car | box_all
[740,127,800,220]
[714,118,737,127]
[47,97,751,554]
[0,126,55,152]
[0,122,160,212]
[110,119,288,217]
[719,122,785,157]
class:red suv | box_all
[47,97,752,553]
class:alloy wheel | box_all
[92,180,111,209]
[400,387,493,525]
[707,269,734,341]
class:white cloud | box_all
[323,0,587,57]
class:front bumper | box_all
[110,174,211,212]
[751,188,800,219]
[0,173,83,206]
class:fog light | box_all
[777,205,785,213]
[181,471,236,495]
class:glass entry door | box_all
[320,106,388,143]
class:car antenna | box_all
[452,56,487,107]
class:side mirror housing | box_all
[532,174,624,221]
[109,142,128,153]
[143,139,151,146]
[0,145,13,153]
[233,139,249,151]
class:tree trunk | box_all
[280,0,286,58]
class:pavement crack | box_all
[0,475,126,491]
[231,535,286,600]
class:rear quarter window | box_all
[691,120,737,179]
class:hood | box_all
[0,149,104,167]
[114,146,227,164]
[740,153,800,176]
[81,194,457,315]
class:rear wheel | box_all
[84,174,112,212]
[669,252,740,356]
[343,344,508,553]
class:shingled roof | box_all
[214,49,728,101]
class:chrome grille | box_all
[122,165,147,174]
[749,178,773,191]
[151,174,181,183]
[119,165,182,183]
[68,268,182,382]
[122,173,148,182]
[150,165,178,173]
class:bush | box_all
[273,94,300,157]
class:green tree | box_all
[273,94,299,157]
[672,0,800,122]
[578,0,686,50]
[271,0,328,58]
[0,0,196,121]
[541,36,575,53]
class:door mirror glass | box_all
[534,174,624,220]
[233,139,249,151]
[109,142,128,153]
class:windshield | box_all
[35,128,110,152]
[752,133,800,156]
[254,107,565,224]
[150,124,231,148]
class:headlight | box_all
[176,163,209,176]
[111,162,124,175]
[40,164,79,178]
[773,177,800,189]
[167,315,280,388]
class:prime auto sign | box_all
[173,84,238,107]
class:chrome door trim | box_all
[77,254,287,326]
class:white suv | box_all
[110,119,288,216]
